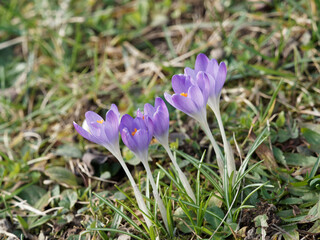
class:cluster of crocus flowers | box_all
[73,105,152,228]
[165,53,236,178]
[74,53,235,232]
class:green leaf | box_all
[17,215,29,230]
[18,185,46,206]
[45,166,78,187]
[34,191,51,210]
[29,215,53,229]
[273,147,286,166]
[306,199,320,221]
[123,147,140,165]
[301,128,320,153]
[100,171,111,179]
[113,191,126,201]
[59,189,78,209]
[173,207,192,233]
[55,144,82,158]
[282,229,299,240]
[309,177,320,189]
[277,129,293,143]
[284,153,318,167]
[254,214,268,228]
[205,206,225,229]
[279,197,303,205]
[309,157,320,178]
[67,235,86,240]
[308,220,320,234]
[276,111,285,127]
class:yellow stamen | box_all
[142,116,145,120]
[180,92,188,97]
[97,120,104,124]
[131,128,138,136]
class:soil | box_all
[239,201,281,240]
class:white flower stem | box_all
[214,107,236,177]
[112,152,152,228]
[199,120,225,178]
[162,143,196,203]
[139,156,169,233]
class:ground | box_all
[0,0,320,239]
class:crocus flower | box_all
[143,97,169,145]
[119,114,154,160]
[164,73,210,124]
[73,104,121,157]
[119,113,169,232]
[185,53,235,177]
[143,97,196,202]
[74,105,152,228]
[184,53,227,111]
[165,58,226,178]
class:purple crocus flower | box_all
[143,97,169,145]
[185,53,226,97]
[74,106,154,227]
[73,104,121,156]
[164,73,210,123]
[185,53,235,176]
[119,114,153,159]
[144,98,197,202]
[165,54,229,177]
[121,113,170,231]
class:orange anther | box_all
[97,120,104,124]
[131,128,138,136]
[180,92,188,97]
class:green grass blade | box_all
[93,192,148,238]
[236,128,269,181]
[309,156,320,179]
[84,228,145,240]
[261,79,284,124]
[176,150,224,196]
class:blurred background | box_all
[0,0,319,239]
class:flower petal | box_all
[144,103,155,117]
[120,128,138,152]
[189,85,205,110]
[184,67,196,80]
[206,73,216,97]
[119,114,134,132]
[195,72,210,102]
[172,94,198,115]
[195,53,209,72]
[133,129,150,152]
[144,115,154,141]
[153,109,169,138]
[164,92,174,106]
[133,116,147,131]
[105,110,120,143]
[110,104,120,121]
[207,58,219,78]
[136,108,144,118]
[73,122,100,144]
[215,62,227,95]
[155,97,169,118]
[85,111,103,123]
[172,74,192,94]
[85,111,105,136]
